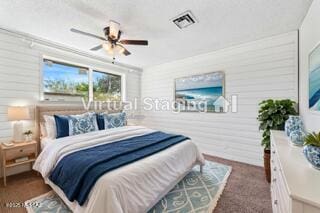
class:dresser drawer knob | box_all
[273,167,277,172]
[272,178,276,182]
[20,149,23,152]
[274,200,278,205]
[272,150,276,154]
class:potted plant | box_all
[24,130,33,142]
[257,99,297,182]
[303,132,320,170]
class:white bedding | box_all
[40,137,53,150]
[33,126,205,213]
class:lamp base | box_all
[12,121,24,143]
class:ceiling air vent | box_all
[172,10,197,29]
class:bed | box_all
[33,105,205,213]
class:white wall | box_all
[0,29,141,176]
[299,0,320,132]
[141,31,298,166]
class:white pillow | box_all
[43,115,57,139]
[40,122,47,138]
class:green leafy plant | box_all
[304,132,320,147]
[24,130,32,136]
[257,99,297,150]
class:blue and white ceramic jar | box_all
[285,115,304,136]
[289,130,305,146]
[303,145,320,170]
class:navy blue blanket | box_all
[49,131,189,205]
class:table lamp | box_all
[7,106,30,142]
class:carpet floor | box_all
[0,155,272,213]
[205,155,272,213]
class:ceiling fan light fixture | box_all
[109,20,120,39]
[102,42,126,56]
[103,42,112,51]
[116,45,125,55]
[102,42,115,55]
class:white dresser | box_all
[271,130,320,213]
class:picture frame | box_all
[174,71,225,112]
[309,43,320,112]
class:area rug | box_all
[25,161,231,213]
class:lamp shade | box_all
[7,106,30,121]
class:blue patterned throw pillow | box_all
[68,113,99,136]
[103,112,126,129]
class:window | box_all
[93,71,121,101]
[43,60,89,101]
[42,59,122,102]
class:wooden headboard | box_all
[35,103,123,141]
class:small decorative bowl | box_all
[289,130,305,146]
[303,145,320,170]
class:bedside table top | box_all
[1,141,37,150]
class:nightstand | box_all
[1,141,38,186]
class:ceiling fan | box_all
[70,20,148,57]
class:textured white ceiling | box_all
[0,0,313,68]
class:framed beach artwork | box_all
[309,43,320,112]
[174,71,225,112]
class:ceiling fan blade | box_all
[119,40,148,45]
[117,44,131,56]
[123,48,131,56]
[70,28,107,41]
[90,44,103,51]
